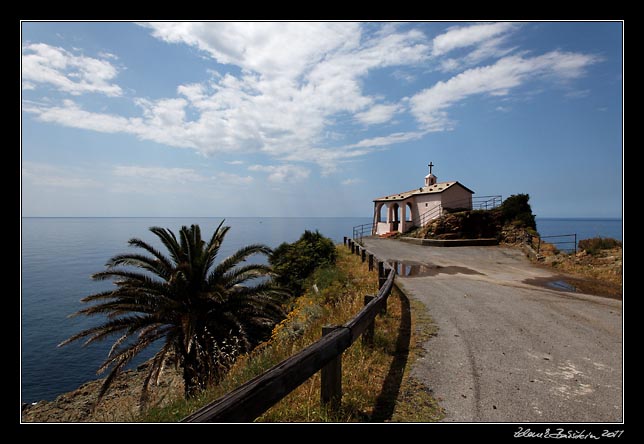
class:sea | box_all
[20,216,623,404]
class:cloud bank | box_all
[22,22,599,178]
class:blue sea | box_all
[536,218,623,250]
[20,216,622,404]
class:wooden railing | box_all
[181,237,395,423]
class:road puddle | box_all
[523,277,578,292]
[392,261,483,277]
[546,280,578,292]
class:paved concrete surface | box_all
[361,238,623,423]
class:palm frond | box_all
[90,269,168,294]
[126,238,174,276]
[149,226,183,265]
[221,263,275,287]
[97,328,167,375]
[93,328,168,406]
[58,315,157,348]
[203,221,229,273]
[95,359,128,407]
[209,244,273,286]
[140,341,172,407]
[106,253,170,280]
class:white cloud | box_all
[22,43,122,96]
[432,22,521,73]
[98,51,118,60]
[141,22,362,80]
[355,104,401,125]
[25,23,432,173]
[113,166,207,183]
[24,99,200,150]
[348,131,428,148]
[213,171,254,185]
[24,99,134,134]
[341,178,362,186]
[391,69,416,83]
[439,58,461,72]
[431,22,518,57]
[22,162,101,188]
[107,165,256,195]
[410,51,599,130]
[248,164,310,183]
[22,23,600,179]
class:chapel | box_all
[372,163,474,236]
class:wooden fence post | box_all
[361,248,366,263]
[378,261,386,289]
[368,253,374,271]
[350,241,355,254]
[321,326,342,409]
[377,262,388,314]
[362,295,375,346]
[343,236,347,247]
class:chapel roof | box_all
[373,181,474,202]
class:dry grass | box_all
[527,238,622,299]
[139,246,445,422]
[388,284,445,422]
[25,245,445,423]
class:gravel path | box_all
[361,238,623,422]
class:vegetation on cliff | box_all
[269,230,337,297]
[578,236,622,256]
[499,193,536,229]
[408,194,538,242]
[58,221,289,407]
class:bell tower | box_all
[424,162,437,186]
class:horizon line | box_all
[21,215,623,220]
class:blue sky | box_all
[21,21,622,218]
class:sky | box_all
[21,21,623,218]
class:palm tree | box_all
[59,221,288,405]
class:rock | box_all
[21,359,184,423]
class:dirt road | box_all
[361,238,623,422]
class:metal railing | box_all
[472,195,503,210]
[411,195,503,229]
[352,222,377,242]
[534,234,577,254]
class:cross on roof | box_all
[428,162,434,175]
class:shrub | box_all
[270,230,337,296]
[578,237,622,255]
[500,194,536,229]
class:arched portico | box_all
[374,200,414,235]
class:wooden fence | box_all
[181,237,394,423]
